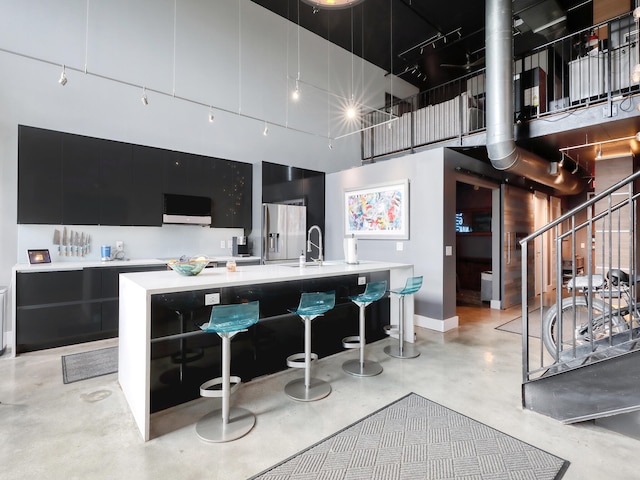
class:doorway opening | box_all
[455,181,494,307]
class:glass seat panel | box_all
[199,301,260,333]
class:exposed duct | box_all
[485,0,584,195]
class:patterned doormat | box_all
[249,392,569,480]
[61,346,118,384]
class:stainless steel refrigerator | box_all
[262,203,307,264]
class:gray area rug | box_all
[496,308,547,339]
[250,392,569,480]
[61,346,118,384]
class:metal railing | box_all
[361,11,640,160]
[520,169,640,382]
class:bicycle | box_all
[541,269,638,359]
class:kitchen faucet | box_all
[307,225,323,265]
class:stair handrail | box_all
[520,168,640,382]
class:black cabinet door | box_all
[99,140,133,225]
[17,126,63,224]
[163,151,191,195]
[62,134,101,224]
[15,270,103,353]
[210,158,234,227]
[232,161,252,229]
[131,145,164,226]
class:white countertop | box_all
[119,260,411,295]
[12,256,261,273]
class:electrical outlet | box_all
[396,242,403,251]
[220,240,226,248]
[358,276,366,285]
[115,241,124,252]
[205,293,220,306]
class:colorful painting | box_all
[344,180,409,239]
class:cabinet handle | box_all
[507,232,511,265]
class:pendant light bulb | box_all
[141,87,148,105]
[292,80,300,101]
[346,104,357,119]
[58,65,68,86]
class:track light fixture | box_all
[263,122,269,136]
[141,87,148,105]
[58,65,68,86]
[208,107,215,123]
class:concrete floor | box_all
[1,302,639,479]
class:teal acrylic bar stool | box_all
[384,276,423,359]
[342,280,387,377]
[285,291,336,401]
[195,301,259,443]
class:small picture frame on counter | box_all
[27,249,52,264]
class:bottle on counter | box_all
[226,260,236,272]
[299,250,306,268]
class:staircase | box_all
[520,169,640,423]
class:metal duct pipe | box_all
[485,0,584,195]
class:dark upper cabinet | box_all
[62,134,102,225]
[17,126,63,224]
[130,145,164,226]
[17,126,252,228]
[232,161,252,230]
[99,140,133,225]
[210,158,234,227]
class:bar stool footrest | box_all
[342,335,361,349]
[200,376,242,398]
[383,325,399,336]
[286,352,319,369]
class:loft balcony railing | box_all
[361,11,640,161]
[519,169,640,383]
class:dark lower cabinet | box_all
[16,264,167,353]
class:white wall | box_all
[325,149,458,330]
[0,0,418,285]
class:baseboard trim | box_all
[415,314,458,332]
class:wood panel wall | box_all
[502,185,535,309]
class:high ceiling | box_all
[250,0,593,90]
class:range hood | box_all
[162,193,212,226]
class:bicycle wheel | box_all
[541,296,625,359]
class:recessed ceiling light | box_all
[301,0,365,9]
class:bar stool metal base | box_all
[195,407,255,443]
[284,377,331,401]
[384,342,420,359]
[342,358,383,377]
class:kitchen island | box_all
[118,260,413,440]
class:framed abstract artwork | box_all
[344,179,409,239]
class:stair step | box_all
[523,347,640,423]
